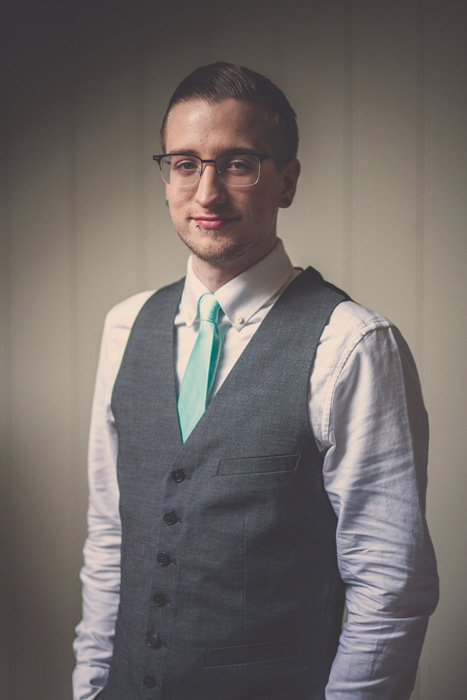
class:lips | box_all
[192,216,237,230]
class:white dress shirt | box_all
[73,239,438,700]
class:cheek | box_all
[248,192,281,220]
[167,189,192,213]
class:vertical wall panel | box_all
[3,3,76,697]
[73,2,141,378]
[69,3,144,565]
[0,23,13,694]
[279,1,351,287]
[351,0,421,349]
[208,0,277,74]
[421,1,467,698]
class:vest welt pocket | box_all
[216,453,300,476]
[205,639,300,667]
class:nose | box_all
[194,162,227,208]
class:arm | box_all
[72,314,122,700]
[73,291,154,699]
[312,306,439,699]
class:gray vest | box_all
[102,268,348,700]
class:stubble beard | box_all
[177,227,251,266]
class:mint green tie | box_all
[177,293,222,442]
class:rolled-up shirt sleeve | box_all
[312,305,439,699]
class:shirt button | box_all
[147,633,163,649]
[163,511,178,525]
[152,592,167,607]
[143,674,156,688]
[235,313,244,325]
[157,551,171,566]
[171,469,186,483]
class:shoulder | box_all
[323,299,395,349]
[99,291,157,378]
[104,290,157,333]
[297,269,394,348]
[314,299,397,384]
[318,299,420,405]
[92,290,158,395]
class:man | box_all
[73,63,438,700]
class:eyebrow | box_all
[166,147,261,156]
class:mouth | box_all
[192,216,237,230]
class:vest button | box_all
[147,633,163,649]
[143,674,156,688]
[171,469,186,483]
[157,551,171,566]
[152,592,167,607]
[163,511,178,525]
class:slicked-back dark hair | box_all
[160,62,298,161]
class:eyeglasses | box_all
[153,152,284,188]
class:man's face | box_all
[163,98,299,273]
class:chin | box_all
[178,229,247,265]
[188,242,247,265]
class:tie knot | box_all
[199,293,220,323]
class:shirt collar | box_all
[177,239,297,331]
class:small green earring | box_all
[165,199,169,207]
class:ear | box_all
[278,158,301,208]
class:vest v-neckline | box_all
[170,269,312,450]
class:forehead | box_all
[164,98,275,155]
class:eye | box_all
[225,158,253,171]
[216,154,260,186]
[170,157,200,173]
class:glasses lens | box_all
[217,154,260,186]
[161,156,201,186]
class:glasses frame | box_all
[152,152,284,188]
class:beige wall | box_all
[1,1,466,697]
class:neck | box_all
[191,237,278,292]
